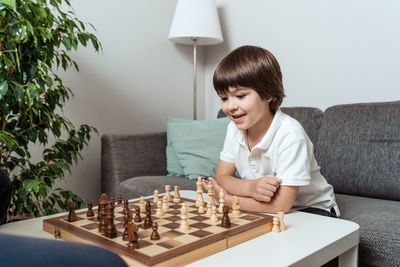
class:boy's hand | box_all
[250,177,282,202]
[202,177,230,201]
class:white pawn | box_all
[210,206,219,224]
[231,196,241,217]
[153,190,159,204]
[277,212,286,231]
[179,203,190,231]
[195,177,204,207]
[165,185,172,202]
[139,196,146,212]
[198,200,205,214]
[173,185,181,203]
[205,200,213,217]
[272,216,280,233]
[156,200,164,217]
[162,195,169,212]
[218,189,225,214]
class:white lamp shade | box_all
[168,0,223,45]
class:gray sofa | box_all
[101,101,400,267]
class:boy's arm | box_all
[223,185,299,213]
[214,160,281,202]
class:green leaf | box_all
[0,0,16,9]
[0,81,8,99]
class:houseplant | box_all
[0,0,101,219]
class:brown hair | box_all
[213,45,285,114]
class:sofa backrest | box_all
[218,107,324,146]
[315,101,400,200]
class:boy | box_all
[205,45,339,217]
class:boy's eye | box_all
[237,94,246,99]
[220,97,227,102]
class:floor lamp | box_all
[168,0,223,120]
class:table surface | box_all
[0,190,360,267]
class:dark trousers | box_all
[0,169,12,225]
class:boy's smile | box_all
[219,87,274,137]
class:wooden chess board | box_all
[43,197,273,267]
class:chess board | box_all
[43,197,273,267]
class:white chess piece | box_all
[277,211,286,231]
[179,203,190,231]
[195,177,204,207]
[210,206,219,224]
[139,196,146,212]
[218,189,225,214]
[153,190,159,203]
[231,196,241,217]
[162,195,169,212]
[165,185,172,201]
[272,216,280,233]
[173,185,181,203]
[155,200,164,217]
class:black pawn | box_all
[86,202,94,217]
[151,222,160,240]
[134,207,142,223]
[221,205,231,228]
[144,200,152,229]
[68,202,77,222]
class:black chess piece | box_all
[134,207,142,223]
[221,205,231,228]
[151,222,160,240]
[86,202,94,217]
[68,202,77,222]
[127,222,139,249]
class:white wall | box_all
[54,0,400,203]
[205,0,400,119]
[57,0,206,203]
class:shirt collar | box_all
[236,108,285,151]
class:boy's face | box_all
[218,87,273,132]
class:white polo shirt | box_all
[220,109,340,216]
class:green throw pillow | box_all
[166,118,186,176]
[166,117,230,179]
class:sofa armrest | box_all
[101,132,167,197]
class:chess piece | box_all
[165,185,172,201]
[207,182,215,210]
[195,177,204,207]
[198,200,205,214]
[210,206,219,224]
[205,200,213,217]
[143,200,153,229]
[134,207,142,223]
[162,195,169,212]
[272,216,280,233]
[173,185,181,203]
[117,194,123,204]
[104,201,117,238]
[122,210,131,241]
[277,212,286,231]
[156,200,164,217]
[151,222,160,240]
[122,200,129,215]
[139,196,146,212]
[218,189,225,215]
[153,190,159,204]
[179,203,190,231]
[231,196,241,217]
[221,205,231,228]
[68,201,77,222]
[127,222,139,249]
[110,196,115,209]
[98,193,108,233]
[86,202,94,217]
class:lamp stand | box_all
[192,37,197,120]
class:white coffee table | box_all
[0,190,359,267]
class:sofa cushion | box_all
[335,193,400,266]
[316,101,400,200]
[118,176,197,199]
[167,117,230,179]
